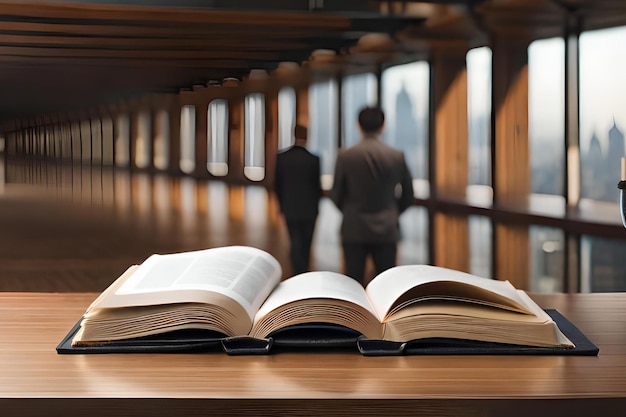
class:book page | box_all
[92,246,282,321]
[250,271,376,318]
[253,271,378,322]
[250,271,382,339]
[365,265,532,321]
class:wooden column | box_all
[227,96,245,183]
[264,89,280,187]
[167,94,182,175]
[195,101,209,178]
[492,35,531,288]
[128,102,139,170]
[296,84,309,128]
[431,44,470,272]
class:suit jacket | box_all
[330,136,414,243]
[275,145,322,220]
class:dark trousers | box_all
[342,242,397,285]
[285,217,317,275]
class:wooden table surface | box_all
[1,292,625,417]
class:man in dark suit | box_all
[275,125,322,275]
[330,107,414,285]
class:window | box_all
[529,226,564,293]
[101,118,114,165]
[529,38,565,196]
[381,61,430,181]
[135,111,151,169]
[309,79,338,189]
[342,72,377,148]
[580,235,626,292]
[114,114,130,167]
[244,93,265,181]
[91,118,102,163]
[398,206,429,266]
[153,110,169,171]
[80,120,91,163]
[467,47,492,187]
[207,100,228,176]
[469,215,492,278]
[580,26,626,203]
[278,87,296,150]
[180,105,196,174]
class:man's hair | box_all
[358,107,385,134]
[294,125,308,141]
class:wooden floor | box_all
[0,159,298,292]
[1,156,430,292]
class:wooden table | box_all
[1,292,625,417]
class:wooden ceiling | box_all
[0,0,625,125]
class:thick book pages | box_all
[56,311,598,356]
[57,245,599,356]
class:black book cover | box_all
[56,309,599,356]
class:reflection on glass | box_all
[180,105,196,174]
[469,215,492,278]
[278,87,296,150]
[529,38,565,196]
[342,73,377,148]
[115,114,130,167]
[244,93,265,181]
[580,235,626,292]
[529,226,564,293]
[309,79,338,187]
[467,47,492,187]
[208,99,228,176]
[381,61,429,179]
[580,26,626,203]
[153,110,169,171]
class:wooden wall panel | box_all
[492,37,531,288]
[431,45,470,271]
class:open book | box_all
[65,245,578,353]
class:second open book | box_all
[66,245,578,353]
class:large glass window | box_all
[381,61,430,181]
[278,87,296,150]
[309,79,338,189]
[101,117,114,165]
[467,47,492,187]
[180,105,196,174]
[580,26,626,203]
[244,93,265,181]
[153,110,169,171]
[80,120,91,163]
[134,110,151,169]
[208,100,229,177]
[397,206,429,266]
[529,37,565,196]
[341,73,377,148]
[469,215,492,278]
[90,118,102,163]
[529,226,565,293]
[114,114,130,167]
[580,235,626,292]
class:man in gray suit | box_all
[330,107,414,284]
[275,125,322,275]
